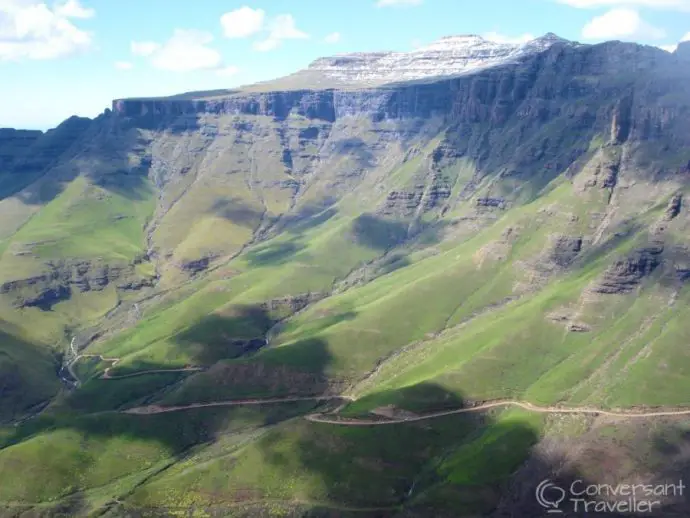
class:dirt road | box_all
[122,398,690,424]
[67,354,203,385]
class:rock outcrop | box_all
[0,259,155,310]
[593,244,664,294]
[664,193,683,221]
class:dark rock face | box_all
[677,268,690,282]
[593,245,664,294]
[113,90,339,123]
[0,260,154,311]
[477,197,507,209]
[664,193,683,221]
[113,42,688,152]
[550,236,583,268]
[0,117,92,198]
[259,292,325,313]
[382,172,453,217]
[567,322,591,332]
[21,285,72,311]
[611,95,633,144]
[179,257,212,274]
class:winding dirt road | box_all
[64,346,690,426]
[123,396,352,415]
[65,353,203,386]
[122,398,690,425]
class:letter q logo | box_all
[536,479,566,513]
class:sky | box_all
[1,0,689,130]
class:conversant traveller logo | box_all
[535,479,685,514]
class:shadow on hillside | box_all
[172,307,275,365]
[411,219,454,247]
[0,326,60,424]
[250,380,690,518]
[254,382,540,517]
[352,213,408,251]
[244,241,307,266]
[375,253,412,276]
[124,109,203,135]
[0,116,92,204]
[7,311,690,518]
[211,197,265,227]
[574,218,645,269]
[281,204,339,235]
[0,312,339,516]
[489,420,690,518]
[331,137,376,169]
[11,114,152,207]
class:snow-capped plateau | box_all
[299,32,570,87]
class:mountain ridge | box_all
[1,31,690,517]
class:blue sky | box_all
[1,0,689,130]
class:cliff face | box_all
[112,42,687,140]
[1,38,689,335]
[0,116,93,198]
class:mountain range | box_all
[1,33,690,517]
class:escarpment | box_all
[1,36,689,349]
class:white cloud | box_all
[376,0,423,6]
[253,14,308,52]
[557,0,690,10]
[55,0,94,19]
[220,6,265,38]
[253,38,279,52]
[216,65,239,77]
[0,0,93,60]
[581,8,665,40]
[130,41,160,57]
[324,31,341,44]
[658,31,690,51]
[114,61,133,70]
[483,31,536,44]
[132,29,227,73]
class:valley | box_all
[1,32,690,517]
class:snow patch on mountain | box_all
[305,33,570,86]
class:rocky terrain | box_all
[0,33,690,517]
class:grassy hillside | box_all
[1,40,690,517]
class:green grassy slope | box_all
[2,41,690,517]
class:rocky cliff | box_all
[0,116,93,198]
[4,33,690,518]
[112,40,686,148]
[0,38,683,321]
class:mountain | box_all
[1,34,690,517]
[252,32,572,89]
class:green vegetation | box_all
[2,42,690,516]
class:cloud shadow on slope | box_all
[489,417,690,518]
[330,137,377,169]
[172,307,274,365]
[0,326,61,424]
[352,213,409,251]
[254,381,541,517]
[8,307,690,518]
[210,197,265,227]
[244,241,307,267]
[0,310,341,515]
[8,114,155,209]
